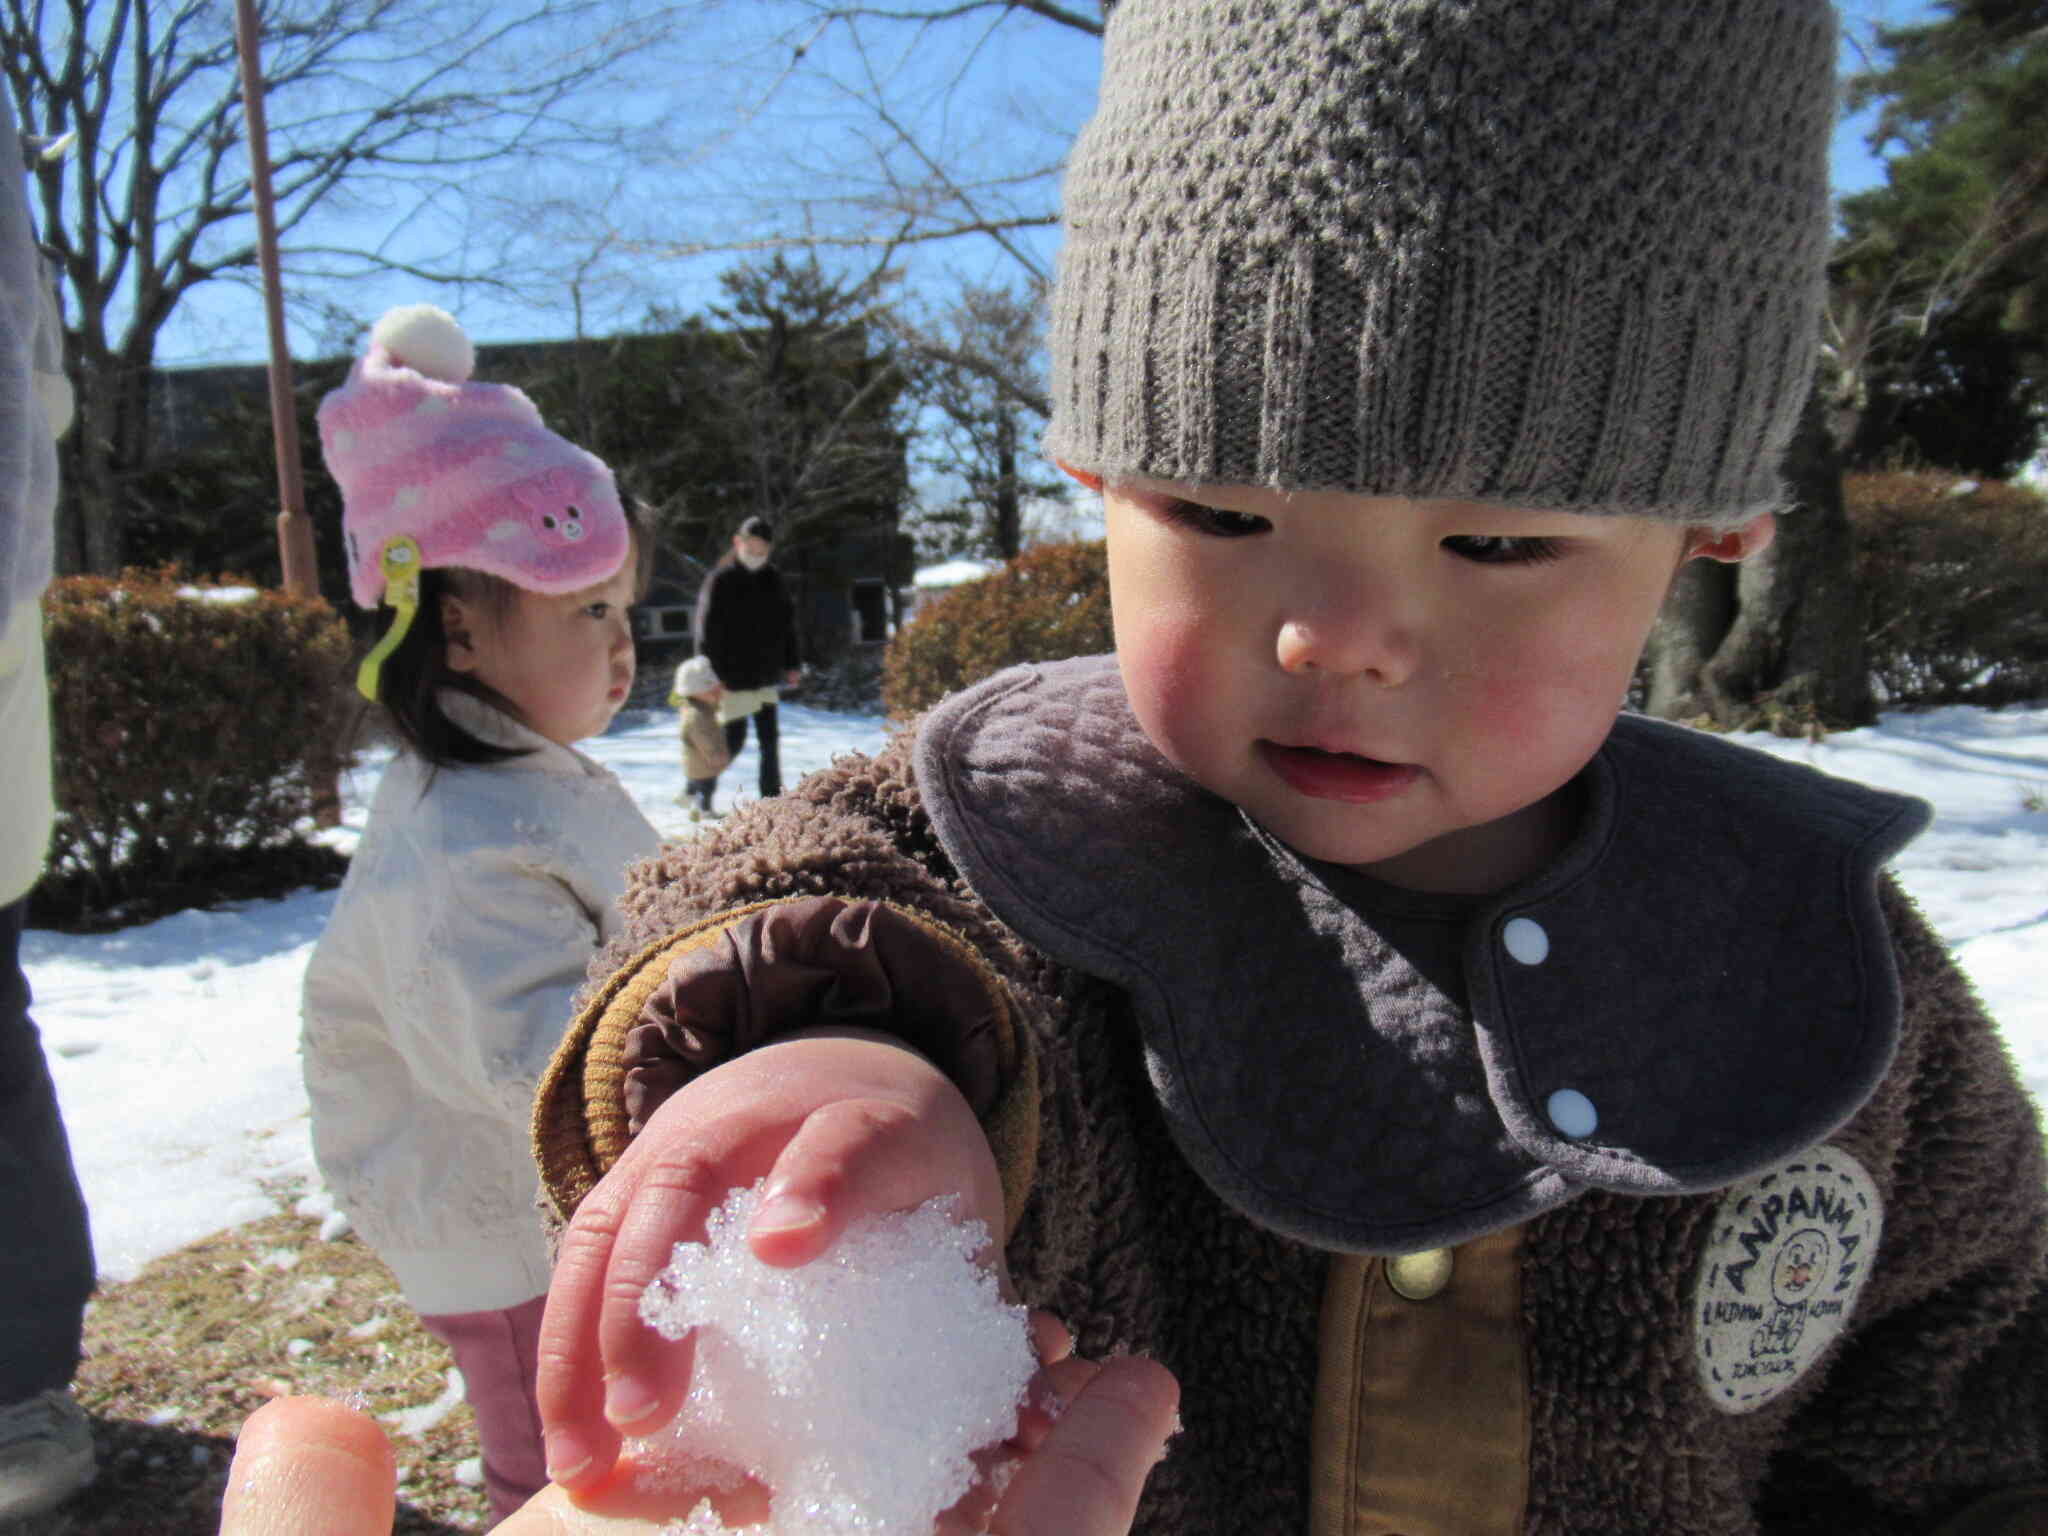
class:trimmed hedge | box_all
[36,568,356,927]
[882,541,1113,719]
[1848,471,2048,709]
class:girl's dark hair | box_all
[362,501,650,769]
[372,565,528,768]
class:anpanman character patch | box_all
[1693,1147,1883,1414]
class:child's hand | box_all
[536,1028,1010,1492]
[220,1353,1177,1535]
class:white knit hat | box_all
[674,654,721,698]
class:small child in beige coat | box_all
[670,653,731,818]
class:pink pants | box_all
[417,1294,549,1527]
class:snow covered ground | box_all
[19,695,2048,1287]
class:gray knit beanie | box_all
[1046,0,1837,525]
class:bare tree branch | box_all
[4,0,697,569]
[610,0,1095,286]
[796,1,1102,38]
[1825,152,2048,454]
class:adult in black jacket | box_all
[692,516,801,799]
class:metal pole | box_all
[232,0,318,598]
[234,0,340,826]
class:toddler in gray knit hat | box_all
[1050,0,1833,892]
[515,3,2046,1533]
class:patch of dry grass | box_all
[12,1184,493,1534]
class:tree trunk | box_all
[52,427,89,574]
[1641,390,1873,733]
[58,338,156,574]
[1644,560,1735,721]
[65,377,127,573]
[994,414,1021,559]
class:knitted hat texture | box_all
[320,305,630,607]
[1046,0,1838,524]
[675,654,721,697]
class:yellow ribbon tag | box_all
[355,535,424,702]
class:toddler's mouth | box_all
[1260,742,1421,803]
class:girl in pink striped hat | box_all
[300,305,661,1525]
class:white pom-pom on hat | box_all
[369,304,474,383]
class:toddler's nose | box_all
[1276,600,1419,686]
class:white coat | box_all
[300,692,659,1314]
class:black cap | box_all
[736,515,774,542]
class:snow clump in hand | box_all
[631,1181,1036,1534]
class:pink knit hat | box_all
[319,304,628,609]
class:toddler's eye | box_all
[584,601,613,619]
[1444,534,1564,565]
[1161,498,1271,538]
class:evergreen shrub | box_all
[36,567,355,928]
[882,541,1112,719]
[1848,471,2048,709]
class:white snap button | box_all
[1547,1088,1598,1139]
[1386,1247,1454,1301]
[1502,917,1549,965]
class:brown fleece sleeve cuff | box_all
[533,894,1039,1236]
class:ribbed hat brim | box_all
[1047,236,1823,525]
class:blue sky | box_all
[155,0,1934,368]
[1833,0,1935,195]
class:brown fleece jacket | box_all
[539,665,2048,1535]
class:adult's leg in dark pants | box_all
[723,714,750,792]
[0,898,94,1402]
[753,701,781,798]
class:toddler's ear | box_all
[1687,514,1776,564]
[440,593,478,671]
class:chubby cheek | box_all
[1460,636,1636,790]
[1110,586,1227,775]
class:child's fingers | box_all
[599,1151,754,1428]
[1002,1317,1082,1459]
[740,1047,1010,1275]
[1007,1351,1107,1458]
[540,1032,1002,1492]
[537,1182,632,1488]
[743,1095,933,1266]
[219,1397,395,1536]
[1029,1309,1073,1365]
[540,1057,834,1483]
[541,1135,753,1487]
[990,1355,1180,1536]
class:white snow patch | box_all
[383,1368,467,1438]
